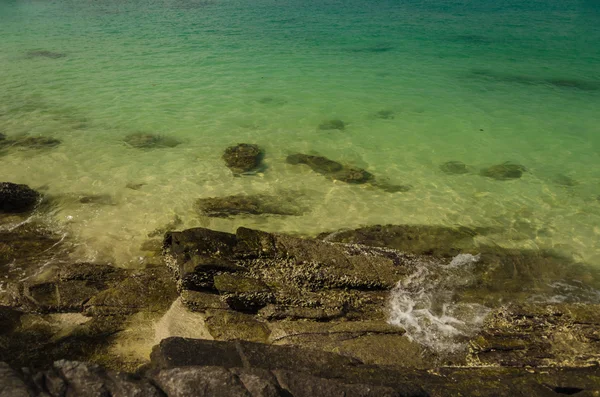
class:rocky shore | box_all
[2,181,600,395]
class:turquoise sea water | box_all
[1,0,600,267]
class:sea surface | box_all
[1,1,600,282]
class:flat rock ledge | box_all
[2,338,600,397]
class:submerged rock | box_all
[318,224,479,257]
[374,110,395,120]
[286,153,373,184]
[196,194,305,217]
[0,182,41,213]
[125,182,146,190]
[480,162,526,180]
[553,173,578,187]
[26,50,67,59]
[222,143,264,174]
[13,136,62,148]
[78,194,115,205]
[123,133,180,149]
[440,160,469,175]
[318,119,346,131]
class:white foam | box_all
[387,252,490,354]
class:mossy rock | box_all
[222,143,264,174]
[84,266,178,316]
[195,194,305,217]
[318,119,346,130]
[286,153,374,184]
[204,310,271,343]
[26,50,66,59]
[13,136,61,148]
[480,162,526,180]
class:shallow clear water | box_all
[1,0,600,266]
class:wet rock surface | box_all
[3,338,600,396]
[0,182,41,213]
[222,143,264,174]
[196,194,306,217]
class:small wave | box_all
[387,253,490,354]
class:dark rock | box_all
[273,370,400,397]
[318,224,478,257]
[0,306,22,335]
[164,227,238,264]
[0,133,6,141]
[84,266,178,316]
[205,310,271,342]
[440,161,469,175]
[0,363,30,397]
[222,144,264,174]
[0,182,41,213]
[469,303,600,367]
[196,194,305,217]
[231,368,286,397]
[12,136,62,148]
[215,273,274,312]
[318,119,346,131]
[47,360,162,396]
[480,162,526,180]
[257,97,287,105]
[177,255,245,291]
[152,366,251,397]
[348,45,394,53]
[234,227,277,258]
[26,50,66,59]
[286,154,373,184]
[123,133,180,149]
[180,290,229,312]
[18,263,128,313]
[553,174,578,187]
[374,110,395,120]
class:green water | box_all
[1,0,600,265]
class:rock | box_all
[20,263,128,313]
[318,119,346,130]
[257,96,287,105]
[147,215,182,238]
[374,110,395,120]
[164,227,238,264]
[26,50,66,58]
[125,182,145,190]
[12,136,61,148]
[286,154,374,184]
[553,174,578,187]
[440,161,469,175]
[153,366,251,397]
[196,194,305,217]
[77,194,115,205]
[214,273,273,312]
[469,303,600,367]
[369,180,411,193]
[222,143,264,174]
[273,370,400,397]
[0,363,30,397]
[84,266,178,316]
[480,162,526,180]
[0,306,22,335]
[180,290,229,312]
[205,310,271,342]
[0,182,41,213]
[123,133,180,149]
[317,224,478,257]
